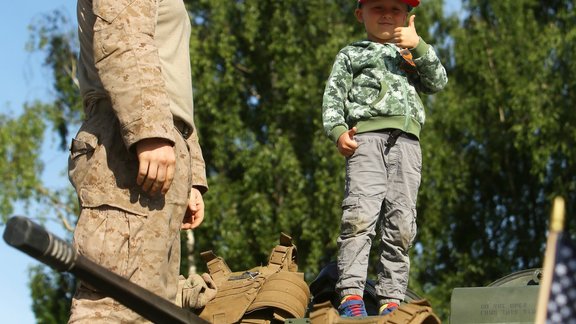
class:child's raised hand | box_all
[393,15,420,49]
[337,127,358,157]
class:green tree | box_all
[1,9,80,324]
[413,0,576,318]
[29,265,76,324]
[5,0,576,322]
[1,10,80,227]
[183,0,447,294]
[186,0,359,277]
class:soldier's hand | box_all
[337,127,358,157]
[393,15,420,49]
[135,138,176,195]
[182,187,204,230]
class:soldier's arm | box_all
[186,129,208,194]
[92,0,177,194]
[92,0,175,149]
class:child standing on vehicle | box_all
[322,0,448,317]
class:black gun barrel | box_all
[3,216,208,324]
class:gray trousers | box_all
[335,131,421,304]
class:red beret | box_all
[358,0,420,7]
[403,0,420,6]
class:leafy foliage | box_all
[0,104,45,220]
[1,10,81,324]
[186,0,362,278]
[29,265,76,324]
[412,0,576,317]
[3,0,576,322]
[26,9,82,150]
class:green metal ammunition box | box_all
[450,268,542,323]
[450,286,539,323]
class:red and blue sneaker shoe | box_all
[338,295,368,317]
[379,302,399,315]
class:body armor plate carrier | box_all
[197,233,310,324]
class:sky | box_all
[1,2,75,323]
[1,1,462,323]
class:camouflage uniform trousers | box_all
[68,100,192,323]
[336,131,421,305]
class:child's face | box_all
[355,0,409,43]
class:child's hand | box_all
[337,127,358,157]
[393,15,420,49]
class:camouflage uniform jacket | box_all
[76,0,207,191]
[322,39,448,143]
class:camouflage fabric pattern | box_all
[81,0,174,150]
[76,0,208,190]
[322,39,448,142]
[69,0,208,321]
[69,99,192,217]
[69,204,185,323]
[68,100,191,323]
[77,0,208,192]
[186,128,208,194]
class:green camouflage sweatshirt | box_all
[322,39,448,143]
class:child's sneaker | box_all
[338,295,368,317]
[379,302,399,315]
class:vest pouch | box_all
[246,272,310,320]
[198,233,311,324]
[198,271,265,324]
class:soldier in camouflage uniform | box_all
[68,0,210,322]
[322,0,448,318]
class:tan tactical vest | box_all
[197,233,310,324]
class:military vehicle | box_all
[6,215,539,324]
